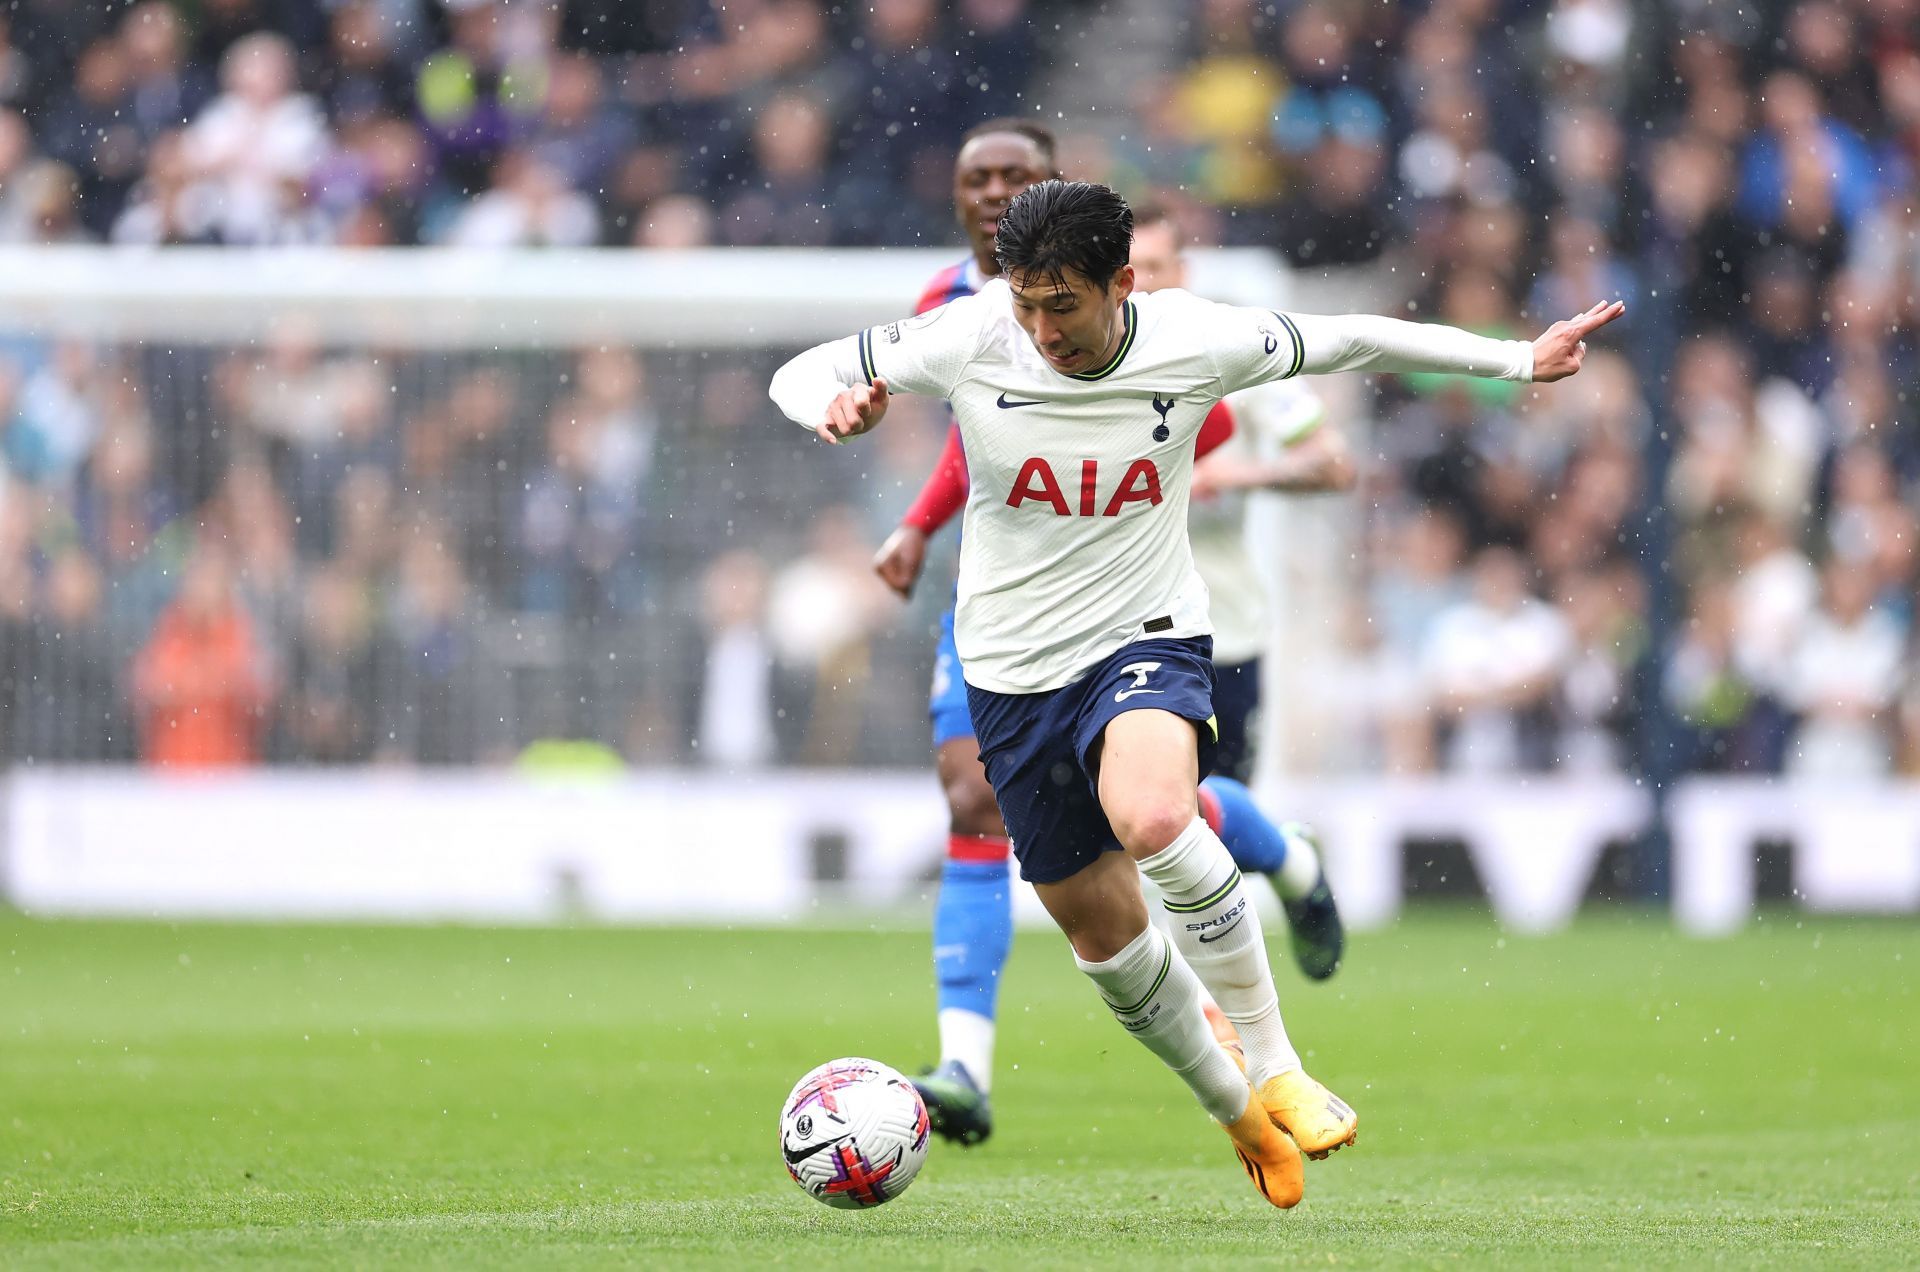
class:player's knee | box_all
[1109,797,1195,859]
[944,770,1004,838]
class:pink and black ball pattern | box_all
[778,1058,931,1208]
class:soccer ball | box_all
[778,1057,930,1209]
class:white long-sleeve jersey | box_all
[771,279,1532,694]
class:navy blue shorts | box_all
[965,637,1219,885]
[1211,656,1261,783]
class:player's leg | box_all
[914,612,1007,1144]
[966,674,1301,1207]
[1094,693,1356,1158]
[1202,656,1344,980]
[1033,852,1302,1207]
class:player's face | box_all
[954,134,1051,270]
[1007,265,1135,375]
[1128,222,1186,293]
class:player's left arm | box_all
[1209,297,1625,395]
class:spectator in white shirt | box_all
[1781,560,1906,779]
[180,31,329,244]
[1423,546,1573,773]
[443,149,599,248]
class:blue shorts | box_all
[928,609,975,747]
[965,637,1219,885]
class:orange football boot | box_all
[1220,1088,1305,1208]
[1257,1069,1358,1160]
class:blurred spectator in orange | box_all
[131,543,275,766]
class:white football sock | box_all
[1273,824,1322,900]
[937,1008,995,1093]
[1140,816,1302,1088]
[1147,901,1221,1011]
[1074,925,1249,1125]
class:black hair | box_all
[993,180,1133,290]
[959,117,1058,169]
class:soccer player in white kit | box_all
[772,181,1622,1207]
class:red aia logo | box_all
[1006,458,1163,517]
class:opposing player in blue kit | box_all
[777,180,1622,1205]
[873,129,1346,1148]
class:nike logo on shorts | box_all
[1113,687,1166,702]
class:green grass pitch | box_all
[4,909,1916,1268]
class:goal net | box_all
[0,245,1344,773]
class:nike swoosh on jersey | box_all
[996,392,1046,408]
[1113,687,1166,702]
[1197,916,1245,944]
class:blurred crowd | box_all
[0,329,948,768]
[0,0,1063,249]
[0,0,1916,778]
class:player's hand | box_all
[816,377,891,444]
[1531,300,1625,382]
[872,524,928,599]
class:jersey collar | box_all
[1064,300,1138,382]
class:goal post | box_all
[0,245,1294,349]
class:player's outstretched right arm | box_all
[768,335,890,444]
[770,292,993,445]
